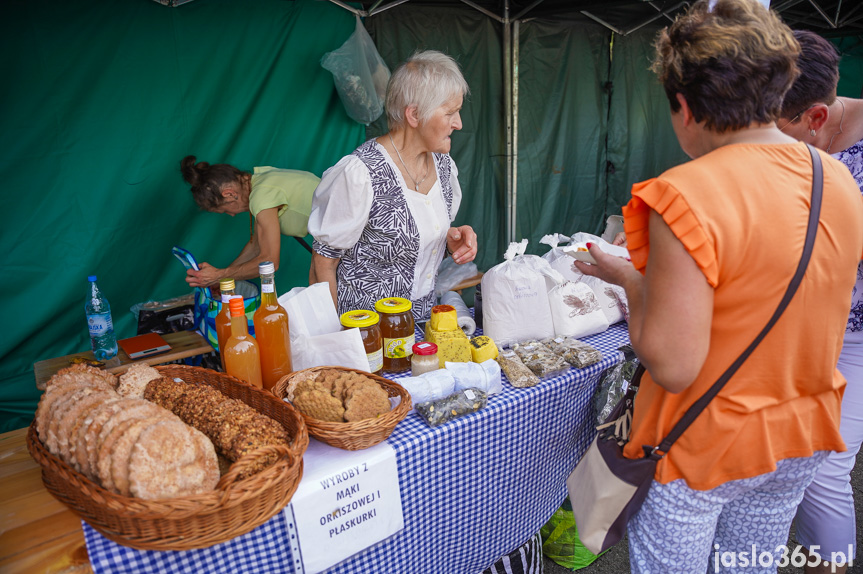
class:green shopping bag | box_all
[540,496,604,570]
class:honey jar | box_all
[340,310,383,375]
[374,297,415,372]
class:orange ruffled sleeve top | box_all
[621,143,863,490]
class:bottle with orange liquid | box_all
[253,261,292,392]
[224,297,263,388]
[215,278,237,371]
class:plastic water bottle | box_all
[85,275,118,360]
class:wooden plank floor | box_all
[0,428,92,574]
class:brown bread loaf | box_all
[143,377,289,476]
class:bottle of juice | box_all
[253,261,292,392]
[215,278,237,371]
[224,297,263,388]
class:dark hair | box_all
[779,30,840,119]
[652,0,800,133]
[180,156,247,211]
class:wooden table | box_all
[33,330,214,391]
[0,427,91,574]
[451,272,483,294]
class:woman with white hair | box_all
[309,50,477,322]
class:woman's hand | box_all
[186,262,223,288]
[447,225,477,264]
[612,231,627,246]
[572,243,638,289]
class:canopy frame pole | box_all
[579,11,624,35]
[513,0,547,21]
[325,0,366,16]
[806,0,838,28]
[626,2,689,35]
[512,18,520,246]
[369,0,413,17]
[840,4,863,27]
[503,0,515,244]
[459,0,505,22]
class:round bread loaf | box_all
[128,420,219,500]
[77,400,127,479]
[55,391,115,465]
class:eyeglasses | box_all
[777,105,815,132]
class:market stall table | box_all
[33,330,214,391]
[6,323,630,574]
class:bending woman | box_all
[180,158,320,287]
[309,50,477,322]
[575,1,863,571]
[778,29,863,574]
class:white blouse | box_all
[309,142,462,300]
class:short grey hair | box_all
[385,50,470,130]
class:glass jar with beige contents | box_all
[411,342,439,376]
[340,310,383,375]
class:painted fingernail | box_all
[586,242,594,248]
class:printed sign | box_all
[284,439,403,573]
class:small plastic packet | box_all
[542,336,603,369]
[415,387,488,427]
[512,340,570,378]
[593,345,641,425]
[496,347,541,388]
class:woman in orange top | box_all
[576,1,863,571]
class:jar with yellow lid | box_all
[340,310,383,375]
[374,297,415,372]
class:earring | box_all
[809,129,817,137]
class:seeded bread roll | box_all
[143,377,289,477]
[116,363,162,399]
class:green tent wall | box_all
[1,0,365,431]
[2,0,861,432]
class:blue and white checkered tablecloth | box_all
[84,322,630,574]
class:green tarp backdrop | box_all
[1,0,364,431]
[2,0,861,432]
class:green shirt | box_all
[249,166,320,237]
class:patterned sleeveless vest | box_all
[315,140,454,322]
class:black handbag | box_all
[566,144,824,554]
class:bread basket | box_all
[26,364,308,551]
[273,366,411,451]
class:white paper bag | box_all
[482,240,563,347]
[579,275,628,325]
[548,281,610,338]
[278,283,368,371]
[540,233,584,283]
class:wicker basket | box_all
[26,364,308,551]
[272,366,411,451]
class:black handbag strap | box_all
[647,144,824,459]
